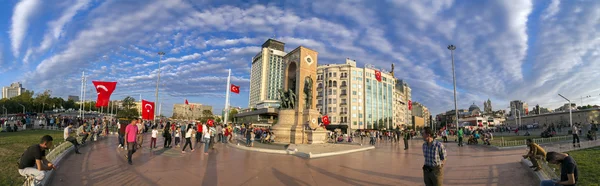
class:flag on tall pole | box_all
[141,100,155,120]
[224,69,231,125]
[92,81,117,107]
[230,84,240,94]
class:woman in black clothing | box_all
[163,122,172,148]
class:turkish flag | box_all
[322,115,330,126]
[230,84,240,94]
[207,119,214,127]
[374,70,382,82]
[92,81,117,107]
[408,100,413,110]
[141,100,155,120]
[185,99,189,105]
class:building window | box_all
[352,91,357,95]
[352,114,357,118]
[328,80,332,87]
[352,106,357,110]
[333,81,337,87]
[333,72,337,77]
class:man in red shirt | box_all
[124,119,139,165]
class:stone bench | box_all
[33,135,105,186]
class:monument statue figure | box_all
[304,76,313,109]
[288,88,296,109]
[278,89,289,109]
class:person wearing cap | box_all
[422,127,447,186]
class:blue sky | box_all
[1,0,600,117]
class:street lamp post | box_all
[558,94,573,127]
[17,103,25,114]
[156,51,165,125]
[447,45,459,132]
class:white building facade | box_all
[248,39,287,109]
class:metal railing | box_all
[494,135,572,147]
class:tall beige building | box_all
[2,82,26,99]
[412,102,431,127]
[248,39,288,109]
[171,103,213,120]
[396,80,412,127]
[316,59,396,132]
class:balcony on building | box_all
[317,93,323,98]
[340,102,347,106]
[339,111,347,115]
[317,84,323,91]
[339,92,347,98]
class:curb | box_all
[227,142,375,158]
[520,158,551,184]
[227,142,292,155]
[295,146,375,159]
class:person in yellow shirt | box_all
[522,139,546,171]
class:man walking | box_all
[522,139,546,171]
[64,124,82,154]
[422,127,447,186]
[457,127,464,147]
[572,124,580,147]
[403,129,410,150]
[136,119,145,149]
[118,121,127,149]
[124,119,139,165]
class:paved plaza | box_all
[51,134,536,186]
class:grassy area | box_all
[448,135,571,147]
[548,147,600,186]
[0,130,64,186]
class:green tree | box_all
[228,109,238,122]
[117,96,138,119]
[122,96,136,110]
[215,117,222,123]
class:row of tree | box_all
[0,90,80,114]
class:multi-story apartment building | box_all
[316,59,396,132]
[248,39,288,109]
[2,82,26,99]
[397,79,412,127]
[412,101,431,127]
[393,82,407,127]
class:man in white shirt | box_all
[64,124,81,154]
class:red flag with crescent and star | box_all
[374,70,382,82]
[92,81,117,107]
[185,99,189,105]
[207,119,214,127]
[230,84,240,94]
[322,115,330,126]
[141,99,155,120]
[408,100,413,110]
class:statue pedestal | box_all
[272,109,304,144]
[307,128,328,144]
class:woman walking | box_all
[202,123,211,155]
[163,122,172,148]
[182,124,194,153]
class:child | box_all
[150,126,158,149]
[175,127,181,147]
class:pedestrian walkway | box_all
[50,135,536,186]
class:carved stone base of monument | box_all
[272,109,304,144]
[306,128,328,144]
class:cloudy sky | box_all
[0,0,599,117]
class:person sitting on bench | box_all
[17,135,56,184]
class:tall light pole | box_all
[580,95,591,107]
[156,51,165,125]
[558,94,573,127]
[448,45,459,132]
[17,103,25,114]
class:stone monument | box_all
[272,46,327,144]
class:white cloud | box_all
[37,0,91,53]
[162,53,201,63]
[10,0,42,57]
[205,37,260,47]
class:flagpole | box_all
[82,75,87,121]
[156,52,164,126]
[224,69,231,125]
[80,71,84,119]
[139,94,142,117]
